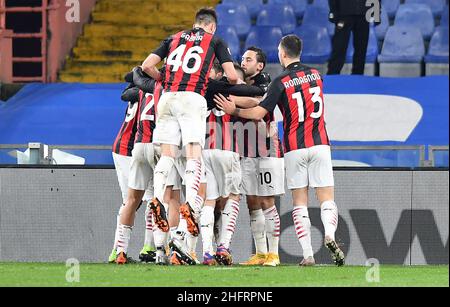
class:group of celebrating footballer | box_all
[108,7,345,267]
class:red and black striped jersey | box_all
[260,62,330,153]
[135,81,164,144]
[112,95,140,157]
[205,108,239,153]
[152,27,233,96]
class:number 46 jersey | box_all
[260,62,330,154]
[152,27,233,96]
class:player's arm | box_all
[132,66,156,93]
[141,37,171,81]
[215,78,282,120]
[214,37,239,84]
[231,96,261,108]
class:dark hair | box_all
[195,7,217,25]
[246,46,267,69]
[212,60,224,74]
[280,35,303,58]
[233,62,245,78]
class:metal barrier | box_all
[0,143,445,167]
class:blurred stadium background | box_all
[0,0,448,280]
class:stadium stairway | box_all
[58,0,219,83]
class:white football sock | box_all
[250,209,267,255]
[185,232,198,254]
[292,206,313,259]
[113,204,125,250]
[184,159,204,210]
[144,203,155,248]
[153,156,174,202]
[116,224,132,254]
[200,206,215,255]
[219,199,240,249]
[263,206,281,254]
[321,200,338,241]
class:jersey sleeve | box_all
[259,78,284,113]
[214,37,233,64]
[151,36,173,59]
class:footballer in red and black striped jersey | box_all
[238,47,284,267]
[140,8,241,265]
[214,35,345,267]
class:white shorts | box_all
[241,157,285,197]
[284,145,334,189]
[203,149,241,200]
[128,143,157,195]
[153,91,208,148]
[112,152,132,203]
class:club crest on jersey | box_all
[181,32,203,42]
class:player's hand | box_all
[214,93,236,115]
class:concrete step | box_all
[76,36,160,51]
[91,11,194,25]
[72,48,148,62]
[59,72,125,83]
[63,60,140,74]
[82,23,186,38]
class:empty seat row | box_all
[216,24,448,75]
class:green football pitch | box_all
[0,263,448,287]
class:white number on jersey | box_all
[125,102,139,123]
[291,86,323,122]
[140,93,155,122]
[167,45,204,74]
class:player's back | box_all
[161,28,224,96]
[275,63,329,152]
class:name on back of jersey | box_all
[283,72,321,89]
[181,32,204,42]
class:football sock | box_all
[153,156,174,202]
[321,200,338,241]
[113,204,125,250]
[144,203,155,249]
[219,199,240,249]
[184,159,204,213]
[250,209,267,255]
[292,206,313,259]
[116,224,132,254]
[200,206,215,255]
[263,206,281,255]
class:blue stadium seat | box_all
[256,4,297,35]
[395,4,435,40]
[294,25,331,63]
[346,27,379,63]
[310,0,329,9]
[405,0,446,17]
[425,26,449,63]
[216,3,252,39]
[378,26,425,63]
[441,5,449,26]
[244,26,283,63]
[374,7,389,40]
[268,0,307,18]
[383,0,400,19]
[215,26,241,61]
[302,5,334,36]
[221,0,264,19]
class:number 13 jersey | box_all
[152,27,233,96]
[260,62,330,153]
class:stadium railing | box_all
[1,144,448,167]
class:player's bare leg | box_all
[240,196,267,265]
[216,193,240,266]
[116,188,145,264]
[316,186,345,266]
[260,196,281,267]
[291,188,315,266]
